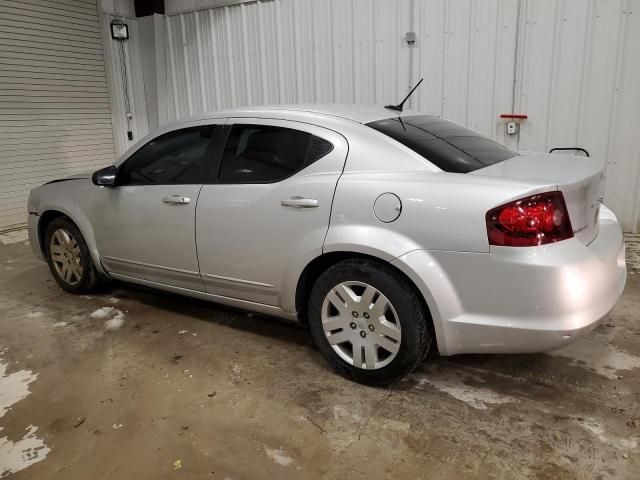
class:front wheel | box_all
[45,217,99,294]
[308,259,432,386]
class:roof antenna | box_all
[385,78,424,112]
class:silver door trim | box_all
[202,272,274,288]
[108,272,297,321]
[103,255,199,276]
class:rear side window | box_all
[118,126,216,185]
[366,115,518,173]
[218,124,333,183]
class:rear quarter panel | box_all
[324,168,558,349]
[324,170,555,256]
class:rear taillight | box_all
[486,191,573,247]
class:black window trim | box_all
[207,121,335,185]
[115,123,227,187]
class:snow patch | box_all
[52,322,68,328]
[411,368,518,410]
[548,339,640,379]
[105,314,125,330]
[25,312,43,319]
[264,447,294,466]
[0,353,49,476]
[0,360,38,418]
[90,307,126,330]
[0,230,28,245]
[576,418,638,450]
[90,307,115,320]
[0,425,50,477]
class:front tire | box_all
[45,217,99,294]
[308,258,432,386]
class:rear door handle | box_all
[281,197,319,208]
[163,195,191,205]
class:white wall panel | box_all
[0,0,116,230]
[516,0,640,232]
[158,0,640,231]
[164,0,411,115]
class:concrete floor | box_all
[0,230,638,480]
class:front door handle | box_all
[281,197,319,208]
[163,195,191,205]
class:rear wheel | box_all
[308,258,432,385]
[45,217,99,294]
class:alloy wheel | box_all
[50,228,83,286]
[321,281,402,370]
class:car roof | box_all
[170,103,428,126]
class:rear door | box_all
[195,118,347,309]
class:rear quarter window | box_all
[366,115,518,173]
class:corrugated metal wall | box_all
[126,0,640,231]
[164,0,414,118]
[515,0,640,234]
[0,0,116,230]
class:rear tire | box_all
[45,217,99,294]
[308,258,432,386]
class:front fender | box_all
[37,202,108,277]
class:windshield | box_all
[366,115,518,173]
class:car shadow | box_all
[104,281,315,349]
[86,282,603,392]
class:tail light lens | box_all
[486,191,573,247]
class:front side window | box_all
[118,126,216,185]
[218,124,333,183]
[366,115,518,173]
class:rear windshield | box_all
[366,115,518,173]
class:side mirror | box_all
[92,166,117,187]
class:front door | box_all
[196,118,348,309]
[92,122,224,291]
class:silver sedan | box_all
[27,105,627,385]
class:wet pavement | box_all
[0,229,638,479]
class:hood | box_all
[44,172,92,184]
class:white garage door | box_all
[0,0,115,230]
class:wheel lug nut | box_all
[352,311,359,318]
[350,322,357,330]
[363,312,369,319]
[360,331,366,338]
[368,324,375,332]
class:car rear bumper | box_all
[393,205,627,355]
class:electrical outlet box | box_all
[506,122,518,135]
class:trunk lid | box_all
[471,152,605,245]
